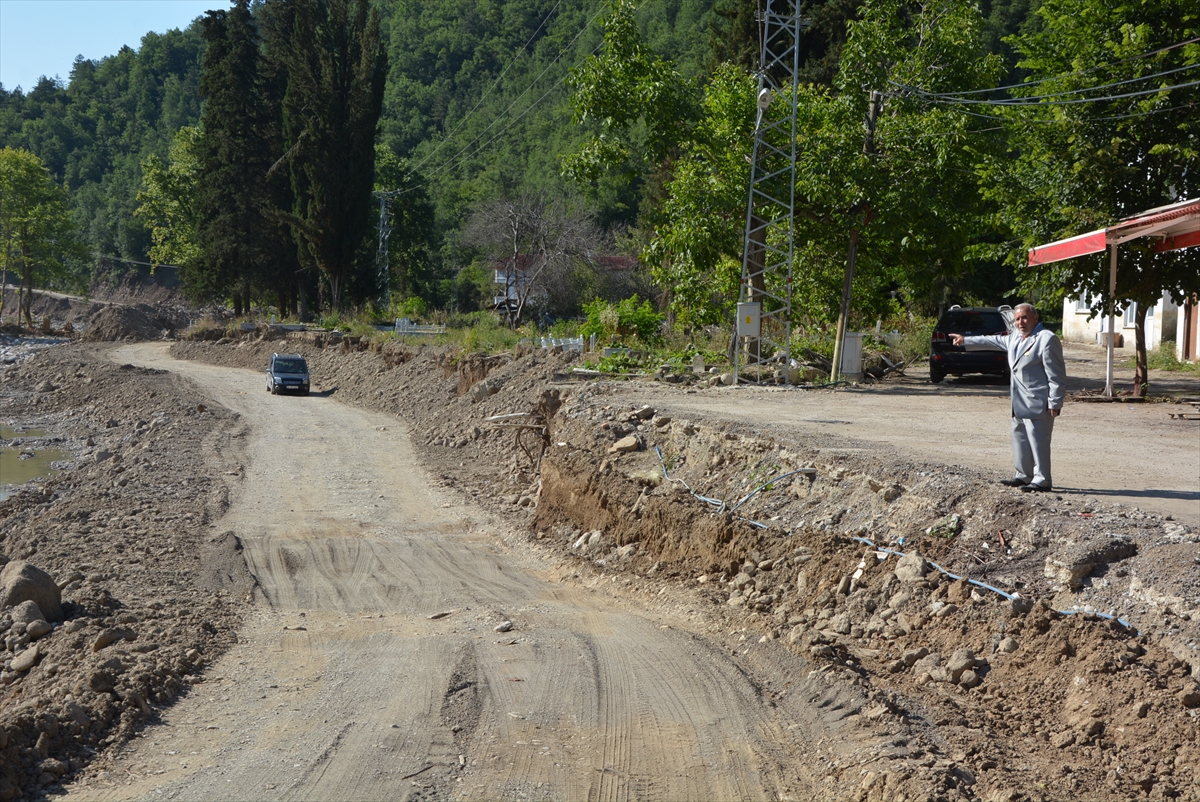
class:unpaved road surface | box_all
[64,344,850,801]
[625,343,1200,528]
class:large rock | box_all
[946,648,976,682]
[0,561,62,622]
[608,435,640,454]
[10,600,46,626]
[1043,537,1137,590]
[12,644,40,672]
[895,551,930,582]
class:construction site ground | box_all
[0,308,1198,802]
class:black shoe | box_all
[999,478,1029,487]
[1020,483,1052,493]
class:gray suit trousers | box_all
[1011,416,1054,487]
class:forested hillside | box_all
[1,0,1196,387]
[0,28,205,276]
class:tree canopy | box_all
[0,147,84,324]
[979,0,1200,391]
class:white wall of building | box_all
[1061,292,1179,351]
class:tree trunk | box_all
[298,280,309,322]
[1133,303,1149,397]
[328,273,342,312]
[20,265,33,328]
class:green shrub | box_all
[393,295,427,319]
[460,315,523,352]
[580,295,664,347]
[548,318,582,338]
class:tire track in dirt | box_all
[63,343,854,801]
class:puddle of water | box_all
[1,425,68,501]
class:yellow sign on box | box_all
[736,302,761,336]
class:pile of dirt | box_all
[0,347,245,800]
[79,305,173,342]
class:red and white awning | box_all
[1028,198,1200,265]
[1026,197,1200,396]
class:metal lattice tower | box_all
[733,0,808,385]
[374,190,399,307]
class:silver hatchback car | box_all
[266,353,310,395]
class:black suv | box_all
[929,306,1014,383]
[266,353,310,395]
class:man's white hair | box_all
[1014,302,1037,316]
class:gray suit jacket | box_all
[963,323,1066,419]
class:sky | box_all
[0,0,226,92]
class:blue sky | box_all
[0,0,226,92]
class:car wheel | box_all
[930,369,945,384]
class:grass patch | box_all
[1120,342,1200,375]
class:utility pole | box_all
[830,89,881,382]
[732,0,809,386]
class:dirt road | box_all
[624,344,1200,528]
[64,344,855,801]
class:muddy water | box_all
[0,425,68,501]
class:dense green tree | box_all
[644,63,755,326]
[576,0,1004,327]
[270,0,388,310]
[190,0,278,313]
[0,147,84,325]
[785,0,1004,322]
[562,0,699,186]
[0,27,205,267]
[981,0,1200,394]
[136,125,202,274]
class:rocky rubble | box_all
[0,346,247,801]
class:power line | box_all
[422,0,613,179]
[896,66,1200,106]
[904,77,1200,108]
[411,0,567,173]
[929,99,1197,123]
[906,35,1200,97]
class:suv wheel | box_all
[930,368,945,384]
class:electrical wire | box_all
[422,0,615,179]
[903,35,1200,97]
[926,99,1198,123]
[410,0,567,173]
[903,75,1200,107]
[894,61,1200,105]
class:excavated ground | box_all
[1,318,1198,802]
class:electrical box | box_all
[737,302,761,337]
[840,332,864,382]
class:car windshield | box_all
[939,312,1008,334]
[273,358,307,374]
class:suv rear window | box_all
[938,311,1008,334]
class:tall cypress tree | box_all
[268,0,387,311]
[191,0,273,314]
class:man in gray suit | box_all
[950,303,1066,492]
